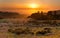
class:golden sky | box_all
[0,0,60,14]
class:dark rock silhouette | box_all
[0,11,22,19]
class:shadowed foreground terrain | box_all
[0,11,60,38]
[0,19,60,38]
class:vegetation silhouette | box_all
[28,10,60,20]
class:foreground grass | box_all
[0,19,60,38]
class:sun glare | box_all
[28,3,39,8]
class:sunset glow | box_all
[0,0,60,38]
[28,3,39,8]
[0,0,60,14]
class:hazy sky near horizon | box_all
[0,0,60,14]
[0,0,60,8]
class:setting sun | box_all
[28,3,39,8]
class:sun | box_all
[28,3,39,8]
